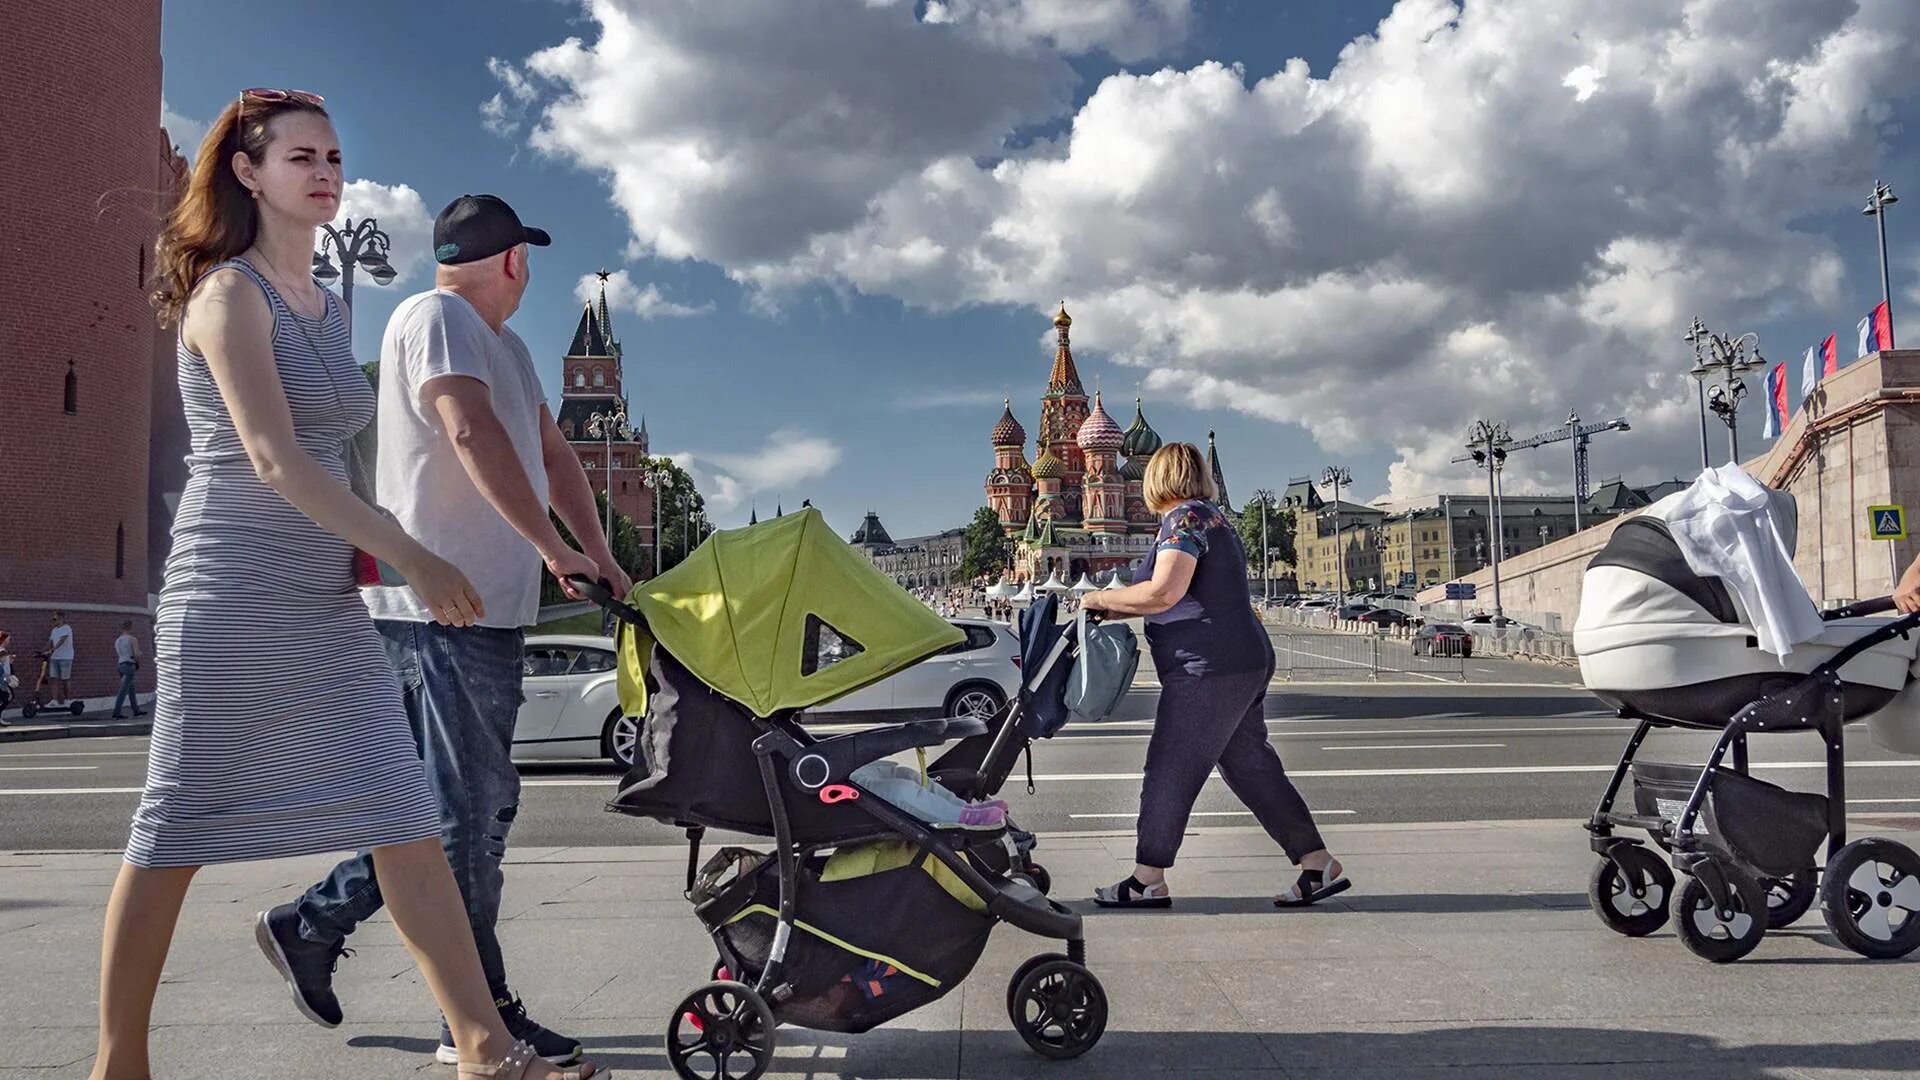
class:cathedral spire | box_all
[1046,302,1083,397]
[1206,430,1233,513]
[593,268,618,356]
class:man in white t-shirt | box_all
[261,195,630,1066]
[45,612,74,705]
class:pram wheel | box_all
[1006,952,1068,1019]
[1820,838,1920,959]
[1008,957,1107,1059]
[1675,869,1766,962]
[1587,845,1673,937]
[1762,868,1818,930]
[1011,862,1052,896]
[666,979,776,1080]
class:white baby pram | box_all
[1575,486,1920,963]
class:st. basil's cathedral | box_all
[986,305,1234,584]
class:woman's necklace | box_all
[248,248,324,319]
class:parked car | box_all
[1357,608,1410,627]
[515,619,1026,769]
[810,617,1024,725]
[513,634,629,765]
[1298,598,1334,613]
[1335,603,1376,621]
[1412,623,1474,657]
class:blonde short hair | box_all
[1142,442,1217,514]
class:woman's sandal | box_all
[457,1039,608,1080]
[1093,875,1172,909]
[1274,861,1350,908]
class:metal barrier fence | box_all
[1266,623,1468,681]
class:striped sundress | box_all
[126,258,441,868]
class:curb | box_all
[0,719,151,744]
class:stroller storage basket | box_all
[694,848,993,1034]
[1631,760,1827,879]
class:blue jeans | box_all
[294,620,525,999]
[112,661,141,715]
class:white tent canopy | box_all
[1102,574,1127,590]
[985,582,1018,598]
[1039,570,1070,593]
[1012,583,1035,603]
[1070,573,1099,594]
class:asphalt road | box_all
[11,678,1920,853]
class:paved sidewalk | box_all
[7,818,1920,1078]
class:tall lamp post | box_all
[640,466,669,578]
[584,400,632,555]
[1686,317,1768,463]
[1321,466,1352,605]
[1466,420,1510,624]
[312,217,397,308]
[1866,180,1900,349]
[1249,488,1276,601]
[1683,318,1713,470]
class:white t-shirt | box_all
[115,633,137,663]
[361,290,550,629]
[49,624,74,661]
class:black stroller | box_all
[1575,504,1920,963]
[568,511,1107,1079]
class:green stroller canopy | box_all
[617,507,965,718]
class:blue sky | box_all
[160,0,1920,538]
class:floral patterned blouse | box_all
[1137,499,1271,677]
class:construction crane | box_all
[1450,410,1631,532]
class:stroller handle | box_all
[1823,596,1899,620]
[565,574,647,629]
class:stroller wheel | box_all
[1008,958,1106,1059]
[1011,862,1052,897]
[1675,870,1766,962]
[1763,868,1819,930]
[1006,952,1068,1019]
[1587,846,1673,937]
[1820,838,1920,959]
[666,980,776,1080]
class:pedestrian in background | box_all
[110,621,143,719]
[45,611,75,706]
[263,192,630,1070]
[1083,442,1348,909]
[98,88,602,1080]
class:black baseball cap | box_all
[432,194,552,265]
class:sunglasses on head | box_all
[237,87,324,123]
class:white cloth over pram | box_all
[1574,477,1920,752]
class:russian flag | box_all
[1822,332,1838,376]
[1859,301,1894,357]
[1763,363,1787,439]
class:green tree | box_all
[959,505,1012,583]
[1237,501,1295,581]
[537,457,708,606]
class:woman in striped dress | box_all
[93,91,602,1080]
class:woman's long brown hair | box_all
[151,95,330,327]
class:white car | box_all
[512,619,1023,768]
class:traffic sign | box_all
[1444,583,1477,601]
[1869,504,1907,540]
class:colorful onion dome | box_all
[1120,455,1147,481]
[1031,448,1066,480]
[1053,303,1072,328]
[1122,396,1162,458]
[990,398,1026,446]
[1076,392,1124,452]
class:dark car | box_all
[1412,623,1473,657]
[1335,603,1376,621]
[1358,608,1410,627]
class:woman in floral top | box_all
[1082,442,1348,909]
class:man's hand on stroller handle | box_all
[544,547,601,600]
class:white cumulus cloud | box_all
[160,99,209,160]
[666,429,843,512]
[497,0,1920,499]
[326,180,435,284]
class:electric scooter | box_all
[17,652,85,719]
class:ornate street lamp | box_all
[313,217,397,308]
[1321,466,1352,605]
[1249,488,1276,601]
[585,400,633,562]
[1685,316,1768,463]
[1465,420,1510,624]
[1866,181,1900,349]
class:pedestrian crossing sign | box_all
[1869,504,1907,540]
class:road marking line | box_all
[1032,759,1920,782]
[0,787,144,795]
[1069,810,1357,819]
[0,751,148,757]
[0,766,98,772]
[1318,743,1507,751]
[1849,798,1920,804]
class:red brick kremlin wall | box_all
[1,0,179,700]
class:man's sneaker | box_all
[253,903,350,1028]
[434,995,582,1066]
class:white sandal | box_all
[458,1039,608,1080]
